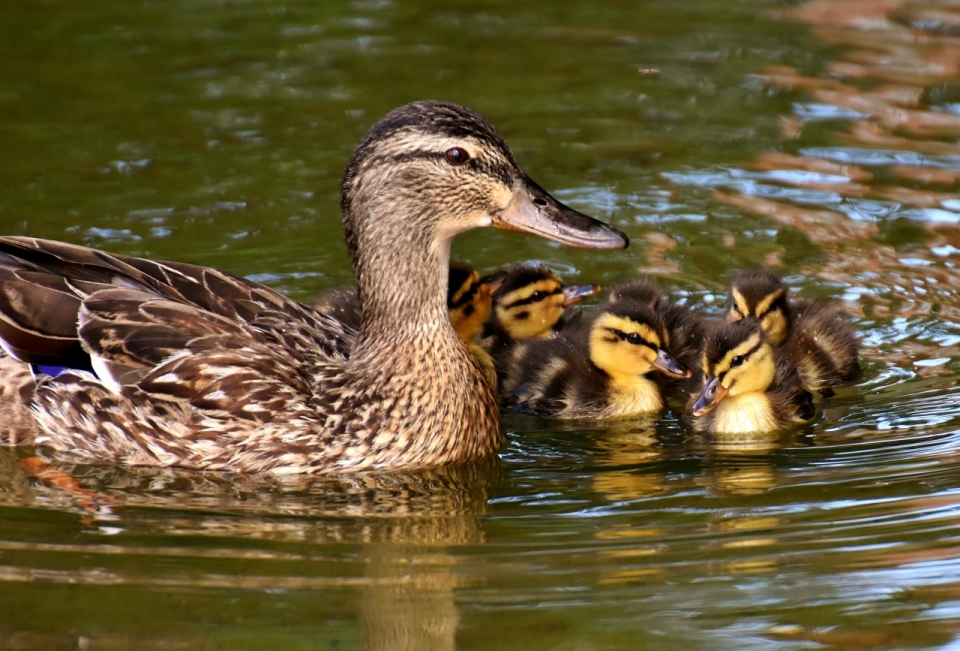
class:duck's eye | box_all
[528,291,546,302]
[731,355,745,367]
[445,147,470,165]
[626,333,643,345]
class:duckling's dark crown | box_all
[493,263,558,297]
[704,320,766,362]
[597,299,664,330]
[448,264,481,309]
[729,269,788,303]
[607,278,662,306]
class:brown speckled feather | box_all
[4,238,497,474]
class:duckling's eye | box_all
[445,147,470,166]
[529,291,546,302]
[626,333,643,345]
[731,355,745,367]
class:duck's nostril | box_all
[532,197,547,208]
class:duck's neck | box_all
[350,208,453,353]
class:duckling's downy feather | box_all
[686,321,814,435]
[725,269,860,393]
[502,300,682,420]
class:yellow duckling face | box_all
[724,269,790,346]
[494,268,565,340]
[492,264,599,340]
[589,303,689,385]
[692,322,776,417]
[447,266,493,343]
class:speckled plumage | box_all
[312,264,499,391]
[0,100,627,474]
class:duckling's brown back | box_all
[782,298,860,393]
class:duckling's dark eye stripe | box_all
[609,328,655,349]
[715,339,763,381]
[504,288,561,309]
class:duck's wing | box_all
[0,237,354,378]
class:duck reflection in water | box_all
[0,449,499,651]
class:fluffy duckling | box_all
[603,278,705,375]
[312,286,363,331]
[502,300,689,420]
[481,263,599,369]
[685,321,814,435]
[486,263,599,338]
[446,265,498,389]
[724,269,860,394]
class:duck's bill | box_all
[483,277,505,294]
[493,176,629,250]
[653,348,690,380]
[692,377,728,417]
[561,283,601,307]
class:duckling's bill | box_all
[493,176,629,250]
[654,349,690,380]
[562,283,601,307]
[692,377,728,417]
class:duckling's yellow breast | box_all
[711,394,779,434]
[606,377,663,417]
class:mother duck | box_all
[0,100,627,474]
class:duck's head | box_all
[488,263,600,339]
[341,101,628,283]
[724,269,790,346]
[588,300,689,384]
[692,321,776,417]
[447,264,494,343]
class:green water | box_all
[3,0,960,649]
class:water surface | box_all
[1,0,960,649]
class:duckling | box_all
[0,100,628,473]
[724,269,860,394]
[603,278,705,375]
[486,263,599,340]
[685,321,814,435]
[446,265,498,389]
[480,263,600,376]
[311,286,363,332]
[501,300,689,420]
